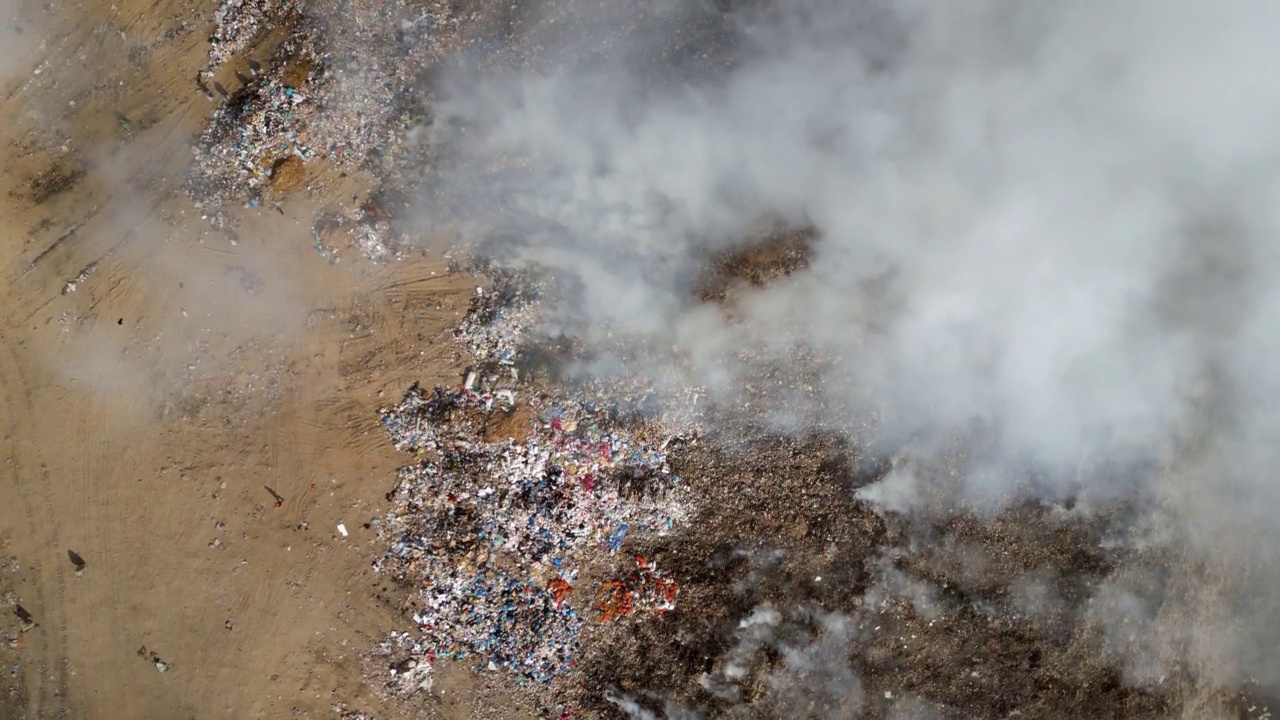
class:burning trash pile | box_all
[455,272,544,368]
[371,276,693,695]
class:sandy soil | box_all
[0,0,481,717]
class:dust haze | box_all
[416,0,1280,705]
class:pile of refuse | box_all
[189,38,322,223]
[456,277,544,368]
[189,0,456,241]
[597,556,680,621]
[205,0,302,72]
[309,0,454,172]
[371,277,692,694]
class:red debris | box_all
[596,555,679,621]
[548,577,574,608]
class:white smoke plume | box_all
[419,0,1280,697]
[426,0,1280,492]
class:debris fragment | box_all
[61,262,96,295]
[67,550,86,577]
[12,605,33,631]
[597,556,680,621]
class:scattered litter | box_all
[337,523,349,537]
[67,550,86,577]
[137,646,169,674]
[13,605,34,632]
[61,262,96,295]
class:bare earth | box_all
[0,0,479,717]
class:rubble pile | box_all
[411,567,580,684]
[371,284,693,693]
[309,0,454,173]
[456,280,544,368]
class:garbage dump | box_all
[189,0,455,252]
[370,274,692,698]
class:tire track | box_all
[0,330,69,718]
[0,331,50,717]
[39,463,71,714]
[77,397,111,632]
[77,378,133,720]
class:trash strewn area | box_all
[369,273,692,712]
[188,0,455,252]
[1,578,30,717]
[205,0,303,73]
[189,36,321,226]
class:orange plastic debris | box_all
[597,580,636,621]
[548,577,574,608]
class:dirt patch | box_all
[280,57,313,89]
[695,225,816,302]
[24,165,85,205]
[269,155,306,196]
[482,401,535,443]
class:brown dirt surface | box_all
[482,402,535,443]
[280,58,313,90]
[0,2,481,717]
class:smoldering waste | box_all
[370,277,690,699]
[363,270,1272,720]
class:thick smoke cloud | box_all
[422,0,1280,696]
[429,0,1280,485]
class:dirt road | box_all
[0,0,477,716]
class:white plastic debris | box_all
[337,523,349,537]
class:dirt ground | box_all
[0,0,485,717]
